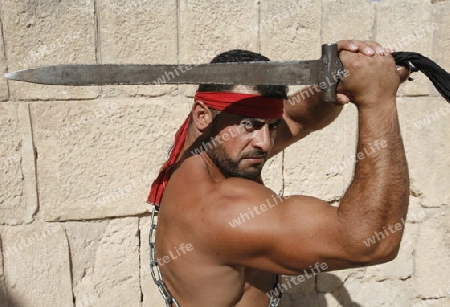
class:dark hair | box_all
[197,49,288,99]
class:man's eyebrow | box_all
[236,117,264,124]
[238,117,282,126]
[246,118,281,123]
[269,118,283,127]
[250,118,266,123]
[273,118,283,125]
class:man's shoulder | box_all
[197,177,278,232]
[170,155,277,215]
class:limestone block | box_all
[284,104,350,202]
[413,205,450,299]
[1,0,98,100]
[260,0,322,60]
[98,0,178,98]
[65,217,140,307]
[30,97,191,221]
[140,216,166,307]
[398,97,450,208]
[335,279,413,306]
[0,238,7,306]
[259,1,324,120]
[262,152,284,195]
[2,222,73,306]
[406,195,428,223]
[321,0,375,43]
[432,1,450,96]
[362,223,418,281]
[375,0,434,97]
[281,293,328,307]
[0,25,7,102]
[178,0,259,97]
[179,0,259,59]
[0,102,37,225]
[412,296,450,307]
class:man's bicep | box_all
[259,196,362,274]
[205,194,360,275]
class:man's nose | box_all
[251,125,272,152]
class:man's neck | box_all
[198,151,264,184]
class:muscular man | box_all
[148,40,410,307]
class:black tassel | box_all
[392,52,450,103]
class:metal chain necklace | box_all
[149,205,180,307]
[149,204,281,307]
[149,146,280,307]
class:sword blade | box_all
[4,61,319,86]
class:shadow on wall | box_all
[281,274,362,307]
[0,287,25,307]
[0,289,11,307]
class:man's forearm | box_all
[285,87,343,133]
[339,100,409,261]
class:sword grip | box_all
[319,43,344,104]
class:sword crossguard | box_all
[319,43,343,104]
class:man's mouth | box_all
[242,154,267,163]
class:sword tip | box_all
[4,71,18,80]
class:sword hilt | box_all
[319,43,345,104]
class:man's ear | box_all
[192,101,215,131]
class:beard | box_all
[207,141,267,180]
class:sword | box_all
[5,43,343,103]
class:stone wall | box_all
[0,0,449,306]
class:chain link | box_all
[149,206,280,307]
[149,206,180,307]
[270,297,281,307]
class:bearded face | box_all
[206,114,279,180]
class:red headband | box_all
[195,92,284,118]
[147,91,285,206]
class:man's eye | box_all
[240,120,254,129]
